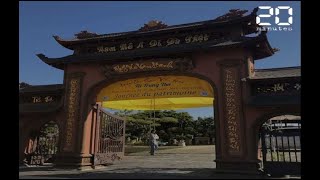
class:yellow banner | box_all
[97,76,214,102]
[101,97,214,110]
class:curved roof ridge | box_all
[255,66,301,72]
[54,8,258,43]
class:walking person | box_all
[149,130,159,155]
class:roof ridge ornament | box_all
[214,9,249,21]
[272,48,280,53]
[74,30,98,39]
[19,82,31,89]
[139,20,168,31]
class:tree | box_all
[114,109,134,117]
[193,117,215,138]
[111,109,214,144]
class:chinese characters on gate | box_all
[97,34,209,53]
[32,96,54,103]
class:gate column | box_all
[215,59,258,173]
[54,72,92,168]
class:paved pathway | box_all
[19,145,297,179]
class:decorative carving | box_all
[93,109,125,166]
[101,64,114,77]
[176,58,194,71]
[253,81,301,95]
[139,20,168,31]
[272,48,280,53]
[19,82,31,89]
[63,77,81,152]
[100,117,124,140]
[75,30,98,39]
[214,9,248,21]
[223,67,241,154]
[82,157,92,164]
[94,153,122,165]
[101,58,193,77]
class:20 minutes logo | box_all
[256,6,293,32]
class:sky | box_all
[19,1,301,119]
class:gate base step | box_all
[213,169,266,175]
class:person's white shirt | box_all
[150,133,159,144]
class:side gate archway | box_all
[25,121,60,165]
[257,114,301,176]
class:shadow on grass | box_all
[125,145,183,155]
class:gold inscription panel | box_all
[223,67,241,154]
[63,78,80,152]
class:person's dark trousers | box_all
[150,142,156,155]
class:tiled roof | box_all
[19,84,64,93]
[60,12,256,42]
[270,115,301,120]
[252,66,300,79]
[38,34,273,70]
[66,22,207,41]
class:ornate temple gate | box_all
[91,104,125,166]
[17,8,301,174]
[260,119,301,175]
